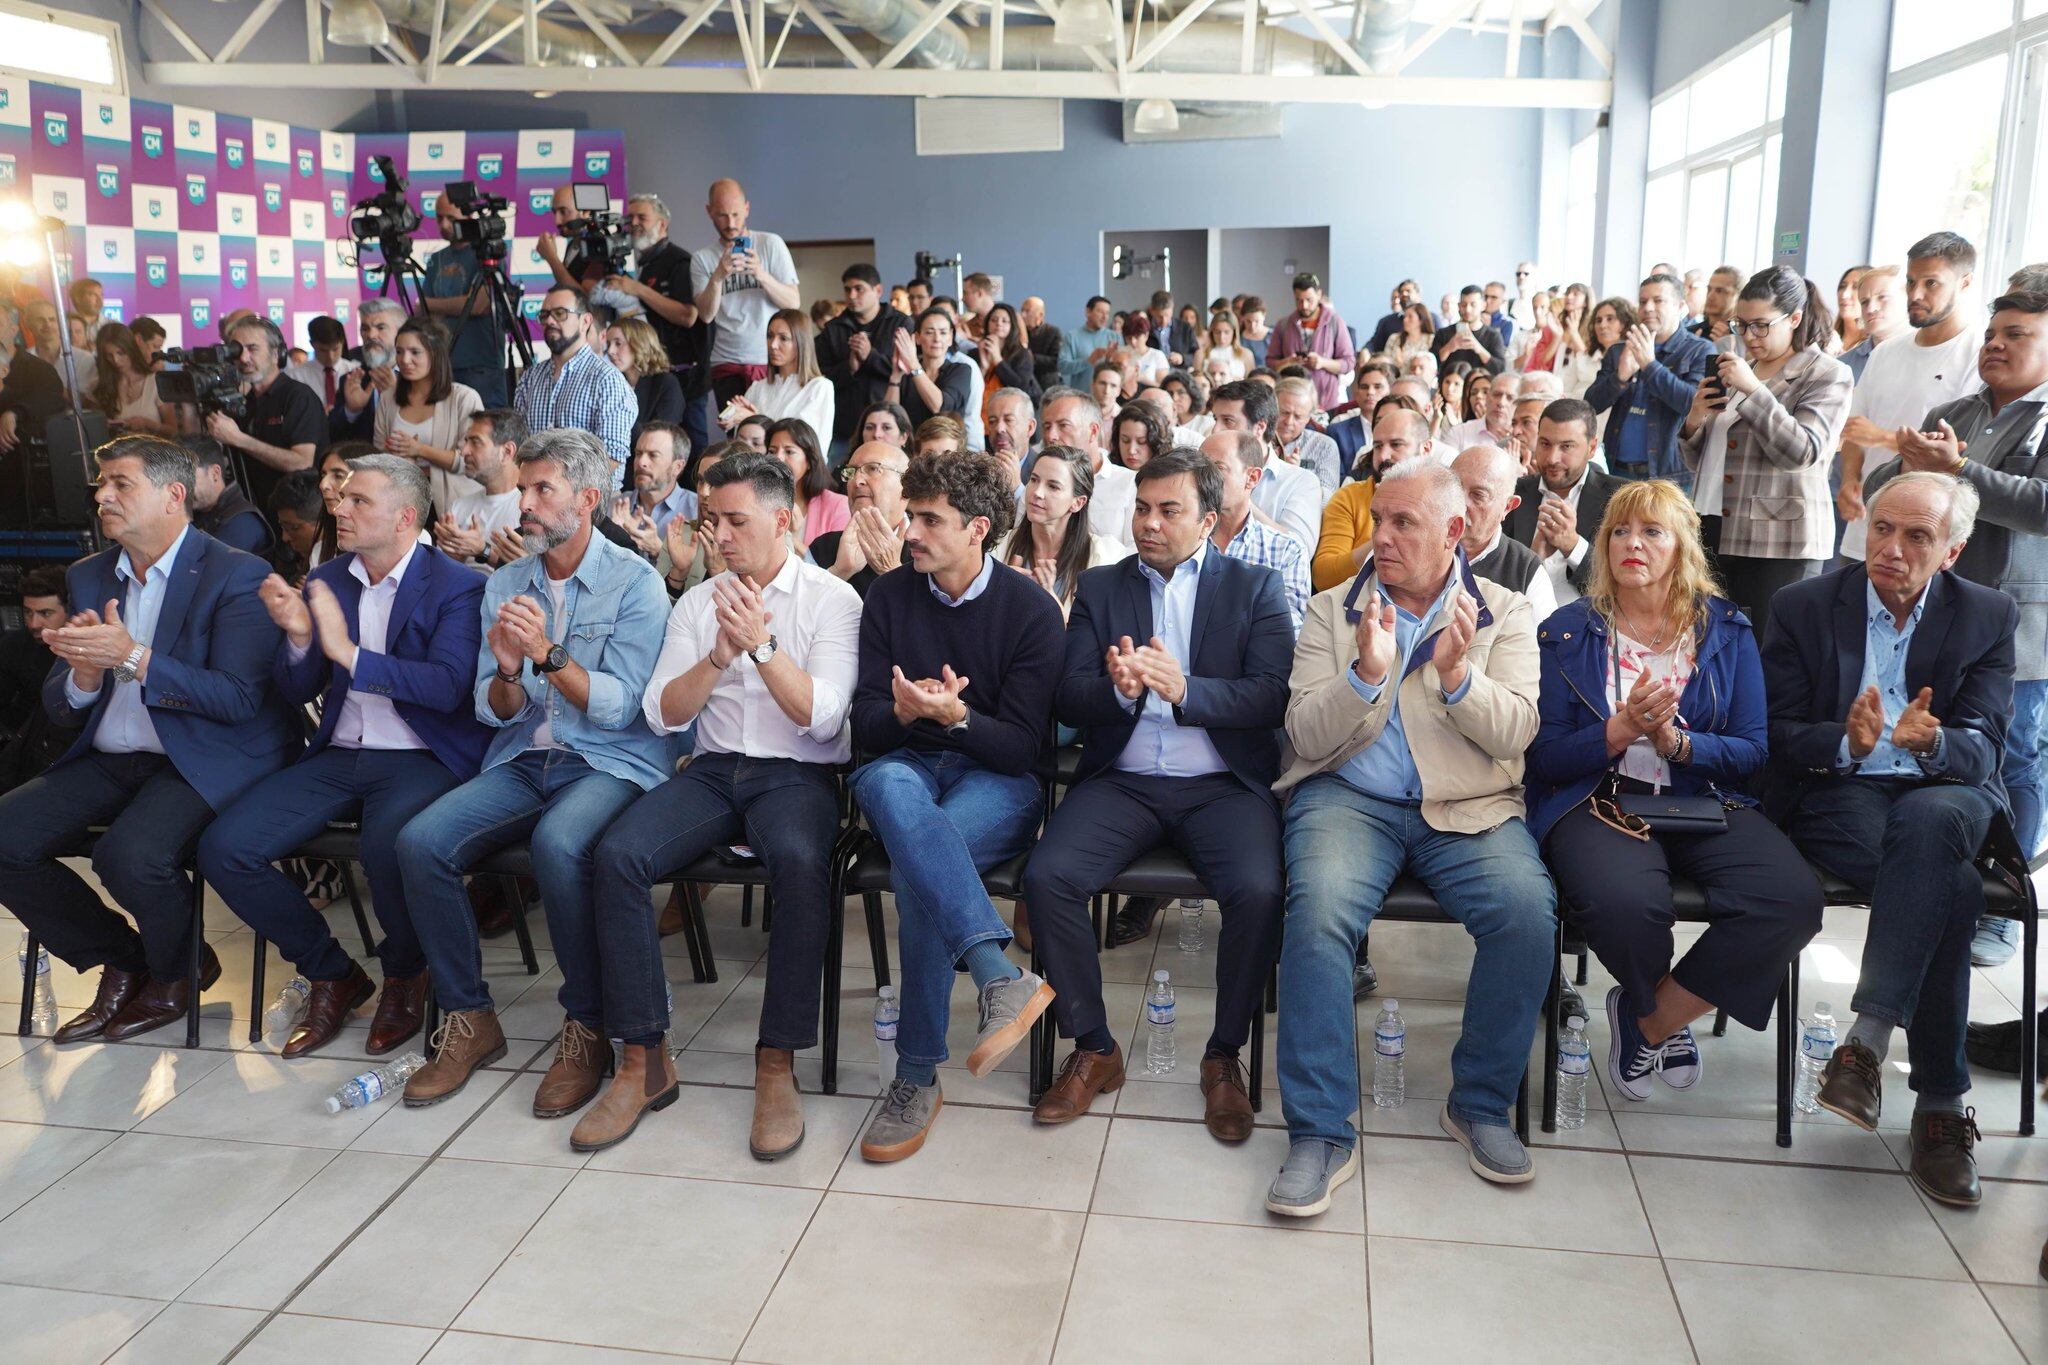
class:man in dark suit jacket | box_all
[199,453,490,1058]
[1503,398,1622,598]
[0,435,298,1043]
[1021,448,1294,1141]
[1761,473,2016,1209]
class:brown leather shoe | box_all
[571,1042,680,1152]
[467,876,513,939]
[282,963,374,1058]
[102,946,221,1043]
[1816,1039,1882,1131]
[1033,1045,1126,1125]
[657,885,687,938]
[53,965,146,1043]
[404,1008,507,1106]
[751,1045,806,1160]
[1200,1054,1255,1143]
[534,1018,610,1118]
[365,971,429,1056]
[1910,1107,1982,1207]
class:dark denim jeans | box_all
[848,749,1041,1073]
[592,753,840,1045]
[1278,777,1556,1145]
[396,749,645,1028]
[2004,678,2046,860]
[1786,779,1995,1098]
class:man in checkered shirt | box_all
[514,287,636,491]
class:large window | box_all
[1562,130,1600,288]
[0,3,123,91]
[1874,2,2048,281]
[1641,20,1791,279]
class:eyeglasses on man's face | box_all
[540,306,584,323]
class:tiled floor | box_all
[2,882,2046,1363]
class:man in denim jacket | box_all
[1587,272,1715,491]
[398,428,673,1118]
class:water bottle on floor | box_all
[1145,970,1177,1075]
[1556,1014,1591,1130]
[1177,899,1206,953]
[263,976,311,1040]
[16,932,57,1036]
[1371,999,1406,1108]
[324,1052,428,1113]
[1795,1002,1838,1115]
[873,985,900,1093]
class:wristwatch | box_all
[111,644,146,685]
[945,707,971,736]
[748,636,778,666]
[535,644,570,675]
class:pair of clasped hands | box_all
[1350,581,1480,697]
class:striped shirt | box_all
[1222,513,1309,629]
[513,344,637,485]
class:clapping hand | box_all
[1105,637,1146,701]
[847,331,873,368]
[709,575,772,667]
[890,664,968,727]
[46,599,137,675]
[850,507,905,574]
[46,604,108,688]
[434,515,487,561]
[1845,685,1885,760]
[1535,494,1579,558]
[305,579,355,666]
[259,572,313,646]
[1029,559,1060,597]
[385,429,420,460]
[487,527,527,567]
[1612,669,1680,749]
[664,516,697,573]
[495,595,550,668]
[1892,686,1941,756]
[1897,420,1966,474]
[1429,584,1478,694]
[891,328,918,378]
[1353,600,1398,688]
[1616,323,1655,381]
[1129,635,1188,706]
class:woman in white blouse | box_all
[723,307,835,450]
[374,318,482,516]
[88,323,172,436]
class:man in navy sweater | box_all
[848,452,1066,1163]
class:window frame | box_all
[1643,18,1791,278]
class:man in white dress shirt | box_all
[1504,398,1623,609]
[583,449,863,1157]
[1209,379,1321,550]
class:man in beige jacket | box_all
[1264,460,1557,1218]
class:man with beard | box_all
[1503,398,1622,606]
[397,427,671,1115]
[419,191,509,406]
[207,314,326,514]
[332,299,404,444]
[513,287,638,488]
[603,194,703,379]
[985,385,1036,495]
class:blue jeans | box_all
[848,749,1041,1073]
[1278,777,1557,1145]
[1786,779,1995,1098]
[396,750,645,1027]
[2004,678,2046,860]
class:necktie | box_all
[323,366,336,407]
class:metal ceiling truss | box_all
[139,0,1614,106]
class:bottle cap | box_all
[1383,998,1398,1011]
[1812,1001,1830,1015]
[1566,1015,1586,1030]
[1153,969,1170,983]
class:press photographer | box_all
[202,315,328,511]
[420,188,511,406]
[602,194,700,369]
[537,185,611,294]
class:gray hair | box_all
[2009,263,2048,294]
[1040,385,1101,429]
[228,313,286,363]
[988,386,1035,414]
[96,434,195,507]
[626,193,670,223]
[358,298,405,324]
[346,452,433,530]
[516,427,614,497]
[1274,375,1316,404]
[1376,457,1464,526]
[1515,370,1562,402]
[1872,471,1980,549]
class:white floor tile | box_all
[1616,1110,1901,1169]
[830,1100,1106,1212]
[1092,1115,1364,1233]
[1360,1134,1657,1256]
[1985,1284,2048,1364]
[0,1118,115,1219]
[235,1313,440,1364]
[0,1282,164,1365]
[1923,1175,2048,1285]
[1669,1259,2022,1363]
[425,1331,724,1362]
[583,1083,869,1189]
[0,1039,230,1130]
[105,1302,264,1364]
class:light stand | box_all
[914,249,964,304]
[1109,243,1173,294]
[7,208,103,550]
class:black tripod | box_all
[369,233,428,315]
[458,249,533,400]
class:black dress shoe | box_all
[1909,1107,1981,1207]
[53,965,147,1043]
[1108,896,1164,948]
[1816,1039,1882,1131]
[1965,1016,2048,1079]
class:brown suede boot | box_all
[533,1018,610,1118]
[403,1009,507,1107]
[750,1044,805,1161]
[571,1043,680,1153]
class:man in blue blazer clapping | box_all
[0,435,299,1043]
[200,454,491,1058]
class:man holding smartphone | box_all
[691,178,800,411]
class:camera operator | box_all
[205,314,327,512]
[691,178,799,409]
[333,299,404,443]
[418,191,508,407]
[537,185,607,295]
[603,194,701,369]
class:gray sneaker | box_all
[1438,1105,1534,1184]
[965,969,1055,1078]
[861,1077,942,1163]
[1265,1138,1360,1218]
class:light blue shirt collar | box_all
[929,554,996,608]
[1866,579,1925,632]
[116,524,191,590]
[1138,539,1207,591]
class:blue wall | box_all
[403,55,1544,325]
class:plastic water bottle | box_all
[1372,999,1406,1108]
[1556,1014,1591,1130]
[324,1052,428,1113]
[1176,899,1206,953]
[16,933,57,1036]
[1795,1002,1838,1115]
[263,976,312,1039]
[1145,970,1177,1075]
[873,985,900,1093]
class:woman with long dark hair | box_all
[1680,266,1853,631]
[88,323,171,435]
[855,400,912,451]
[375,317,482,515]
[603,316,685,438]
[728,307,835,448]
[765,416,850,549]
[1111,401,1171,471]
[886,306,973,432]
[976,301,1041,405]
[998,444,1123,617]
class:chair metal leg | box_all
[676,884,711,985]
[1712,1009,1729,1037]
[1575,949,1588,986]
[1249,971,1268,1112]
[1542,919,1562,1134]
[249,935,268,1046]
[340,863,374,957]
[864,892,890,987]
[1514,1069,1529,1144]
[186,876,204,1049]
[1776,957,1797,1149]
[761,888,773,933]
[425,994,441,1055]
[17,933,39,1037]
[1028,945,1050,1105]
[822,868,843,1096]
[505,874,539,976]
[2022,902,2038,1136]
[741,885,753,928]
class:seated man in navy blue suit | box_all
[0,435,298,1043]
[199,454,490,1058]
[1021,447,1295,1140]
[1762,472,2016,1209]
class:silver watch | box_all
[111,644,146,685]
[945,708,970,736]
[748,636,777,666]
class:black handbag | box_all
[1614,791,1727,835]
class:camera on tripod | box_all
[155,344,247,422]
[349,155,421,260]
[564,181,633,274]
[443,179,511,265]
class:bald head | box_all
[707,178,749,245]
[1453,443,1522,554]
[842,440,909,519]
[1020,296,1046,329]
